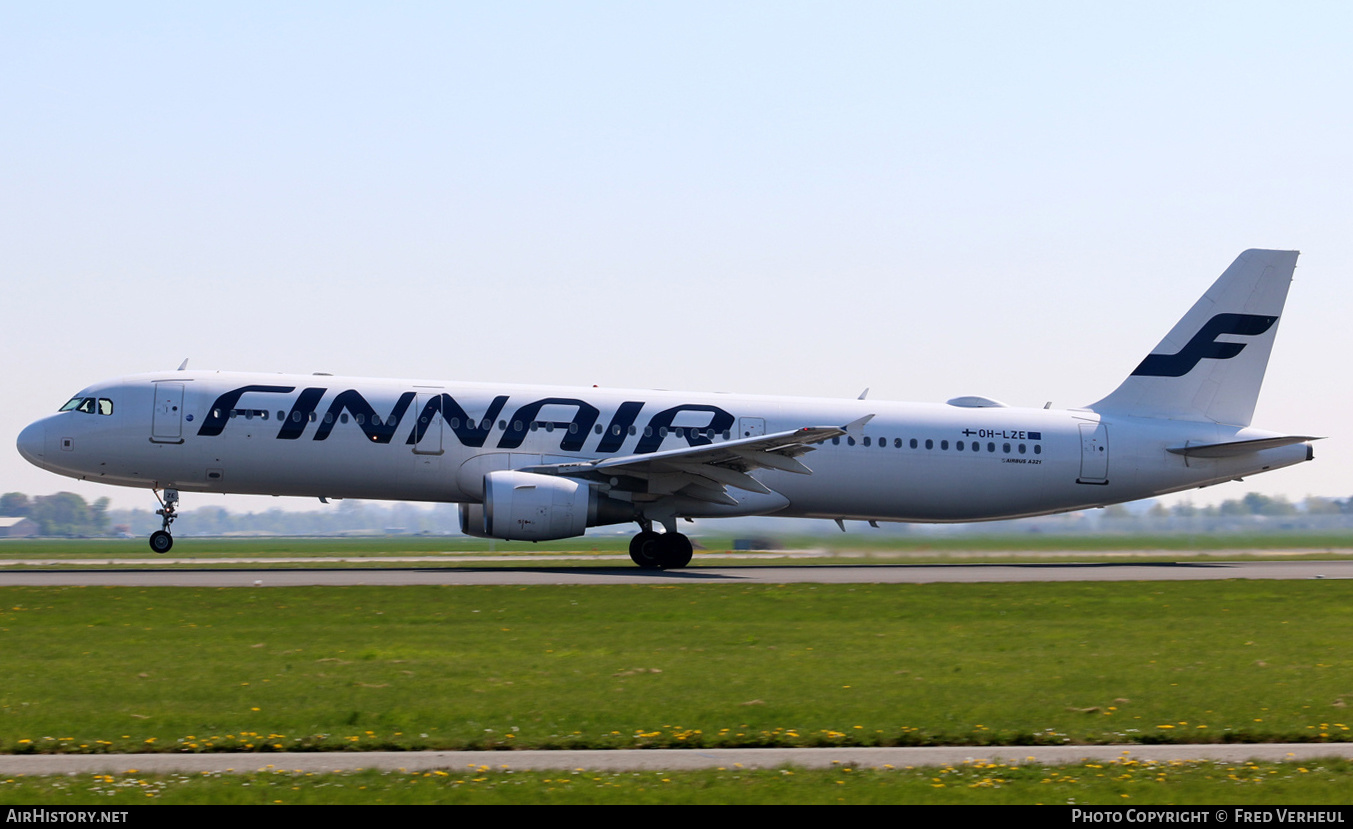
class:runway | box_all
[0,559,1350,587]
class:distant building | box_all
[0,517,39,538]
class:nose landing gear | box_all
[149,488,179,554]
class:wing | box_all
[520,415,874,506]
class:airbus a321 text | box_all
[17,250,1318,568]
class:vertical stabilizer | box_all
[1089,249,1298,426]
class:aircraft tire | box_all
[655,533,693,570]
[628,531,662,569]
[149,531,173,554]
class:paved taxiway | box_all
[3,744,1353,775]
[0,558,1350,587]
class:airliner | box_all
[16,250,1317,568]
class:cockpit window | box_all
[58,396,113,415]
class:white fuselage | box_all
[16,370,1310,524]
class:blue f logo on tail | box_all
[1132,313,1278,378]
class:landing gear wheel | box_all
[629,531,662,569]
[149,531,173,554]
[655,533,693,570]
[150,488,179,555]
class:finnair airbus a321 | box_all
[17,250,1318,568]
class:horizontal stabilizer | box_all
[1167,435,1320,459]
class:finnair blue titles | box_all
[17,250,1318,568]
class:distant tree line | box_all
[1102,493,1349,520]
[3,491,1353,538]
[0,492,463,537]
[0,492,111,537]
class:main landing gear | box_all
[628,522,694,570]
[149,488,179,554]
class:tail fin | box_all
[1089,249,1298,426]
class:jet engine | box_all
[458,470,635,541]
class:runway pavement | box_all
[0,558,1350,586]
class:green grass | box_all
[1,581,1350,754]
[3,760,1353,804]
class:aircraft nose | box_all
[16,420,45,466]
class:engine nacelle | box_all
[460,470,634,541]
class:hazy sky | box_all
[3,2,1350,513]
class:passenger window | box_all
[893,438,901,448]
[1019,444,1026,454]
[1003,443,1011,453]
[832,437,840,445]
[862,436,871,447]
[957,441,965,451]
[924,439,933,450]
[1034,445,1042,455]
[940,440,949,450]
[909,438,917,449]
[987,442,995,452]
